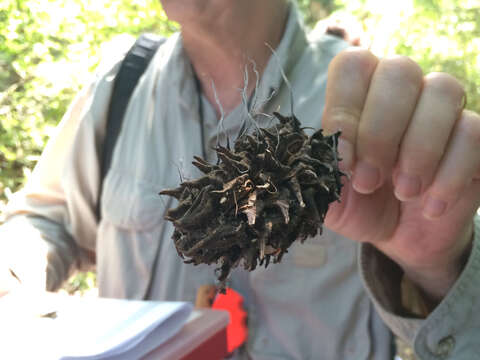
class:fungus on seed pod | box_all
[160,112,343,293]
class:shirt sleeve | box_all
[0,56,123,291]
[359,211,480,359]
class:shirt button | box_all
[431,336,455,357]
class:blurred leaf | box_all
[0,0,177,202]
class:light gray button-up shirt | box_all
[2,4,480,360]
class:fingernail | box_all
[423,196,447,219]
[337,139,353,172]
[394,173,421,201]
[353,161,380,194]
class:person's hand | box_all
[322,48,480,303]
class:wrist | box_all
[401,224,474,304]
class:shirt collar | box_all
[253,2,308,112]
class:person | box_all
[1,0,479,358]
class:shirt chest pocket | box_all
[100,168,169,231]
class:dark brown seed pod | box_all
[160,112,344,293]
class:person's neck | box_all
[180,1,289,117]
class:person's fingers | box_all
[322,48,378,172]
[393,73,465,201]
[353,56,424,194]
[423,110,480,219]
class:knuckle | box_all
[424,72,465,101]
[324,106,359,140]
[379,55,423,86]
[358,128,397,163]
[458,110,480,145]
[331,48,378,77]
[359,125,397,148]
[431,180,464,200]
[400,145,440,173]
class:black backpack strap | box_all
[96,33,165,221]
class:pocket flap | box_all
[101,169,169,230]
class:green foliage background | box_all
[0,0,177,209]
[1,0,479,208]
